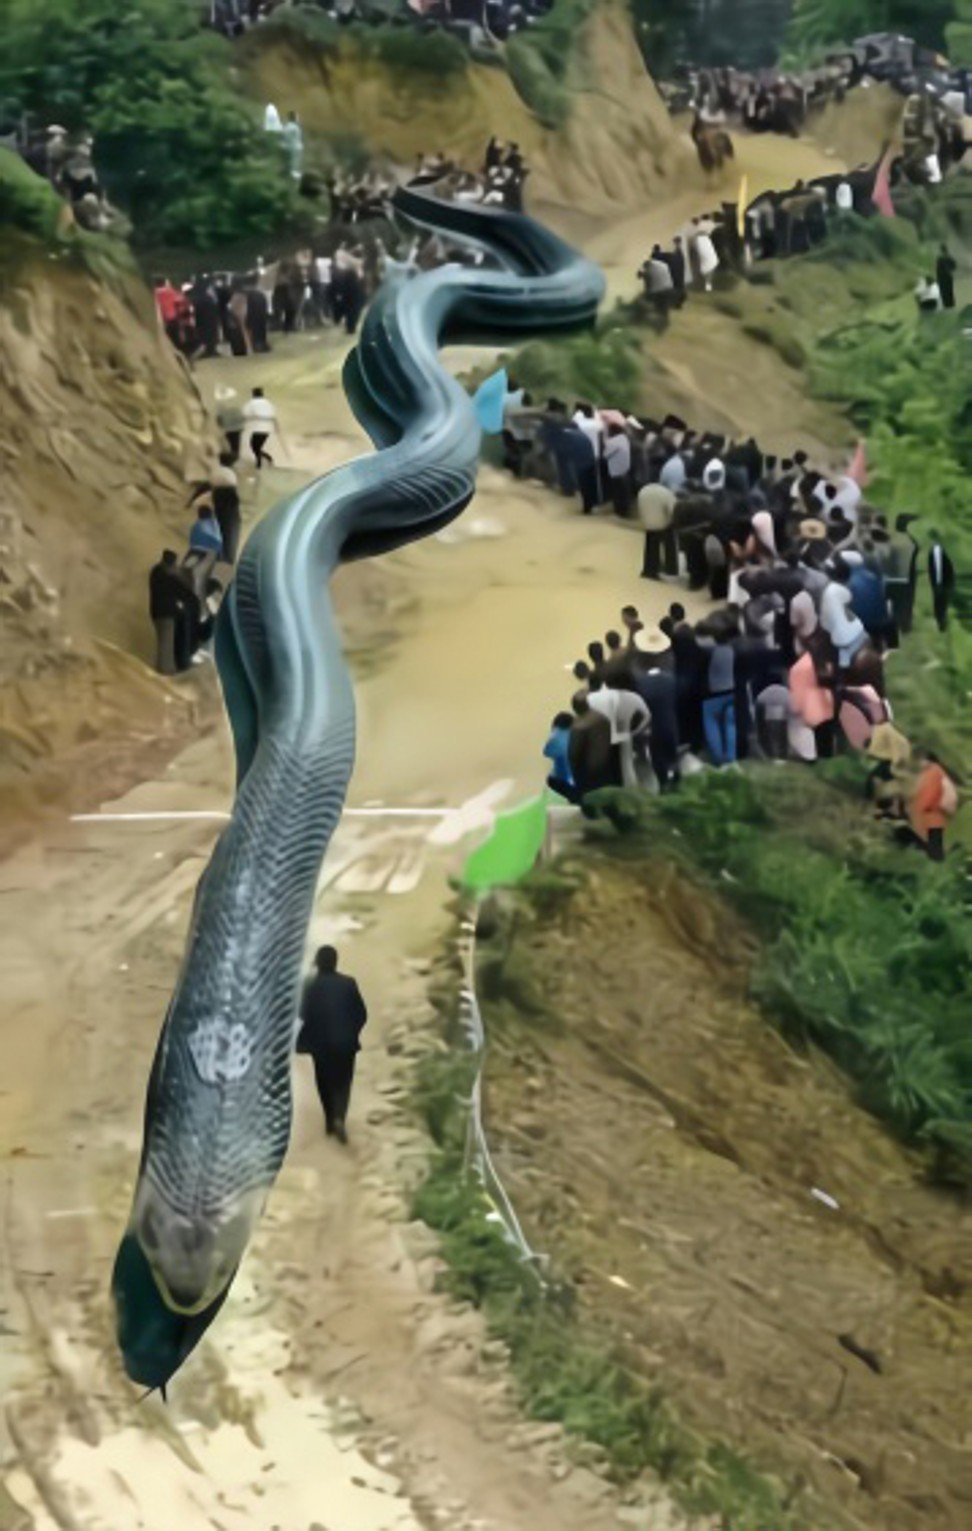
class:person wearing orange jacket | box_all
[910,749,958,862]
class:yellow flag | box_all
[737,175,749,238]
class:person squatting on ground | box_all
[296,945,368,1144]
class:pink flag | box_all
[847,438,868,488]
[871,146,896,219]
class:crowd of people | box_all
[153,244,376,358]
[673,34,972,137]
[4,120,127,234]
[151,136,526,362]
[673,59,856,138]
[635,159,892,323]
[210,0,555,48]
[536,412,959,859]
[147,385,285,674]
[412,139,530,212]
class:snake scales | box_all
[112,189,605,1388]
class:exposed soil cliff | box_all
[243,2,695,217]
[0,239,215,845]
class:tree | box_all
[0,0,296,248]
[788,0,957,54]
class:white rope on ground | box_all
[456,899,546,1283]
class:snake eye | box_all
[138,1207,161,1251]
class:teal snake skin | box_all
[112,190,605,1388]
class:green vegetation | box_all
[496,306,643,412]
[411,979,806,1527]
[251,4,469,77]
[493,200,972,1187]
[595,770,972,1179]
[771,211,972,760]
[633,0,795,73]
[948,1,972,62]
[0,0,297,248]
[0,145,134,283]
[787,0,957,54]
[505,0,597,127]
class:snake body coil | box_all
[112,192,605,1387]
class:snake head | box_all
[112,1231,234,1389]
[130,1179,264,1315]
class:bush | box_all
[257,8,468,77]
[504,0,596,127]
[787,1,956,54]
[651,769,972,1163]
[0,0,297,249]
[499,310,643,413]
[0,146,133,282]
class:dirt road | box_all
[0,422,701,1529]
[0,115,870,1529]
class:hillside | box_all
[0,219,216,844]
[240,1,694,217]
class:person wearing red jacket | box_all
[910,749,958,862]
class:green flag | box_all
[461,796,548,893]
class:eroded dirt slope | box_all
[479,855,972,1531]
[0,244,218,845]
[243,1,695,216]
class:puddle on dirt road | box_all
[478,854,972,1531]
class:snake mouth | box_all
[133,1183,265,1315]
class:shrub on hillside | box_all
[500,313,642,413]
[787,0,956,54]
[652,769,972,1166]
[505,0,596,127]
[255,7,468,76]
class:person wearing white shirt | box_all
[587,683,649,788]
[833,474,862,523]
[659,450,687,492]
[603,426,632,516]
[820,567,866,666]
[572,404,604,504]
[915,275,942,312]
[242,386,278,469]
[572,404,603,450]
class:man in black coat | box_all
[296,946,367,1144]
[149,549,189,675]
[936,245,957,310]
[928,531,956,633]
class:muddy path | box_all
[0,441,702,1528]
[0,109,895,1527]
[478,855,972,1531]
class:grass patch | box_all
[588,767,972,1181]
[490,304,643,411]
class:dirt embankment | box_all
[0,245,217,846]
[478,855,972,1531]
[805,80,905,170]
[242,2,695,217]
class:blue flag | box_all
[471,367,508,435]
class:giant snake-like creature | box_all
[112,189,605,1389]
